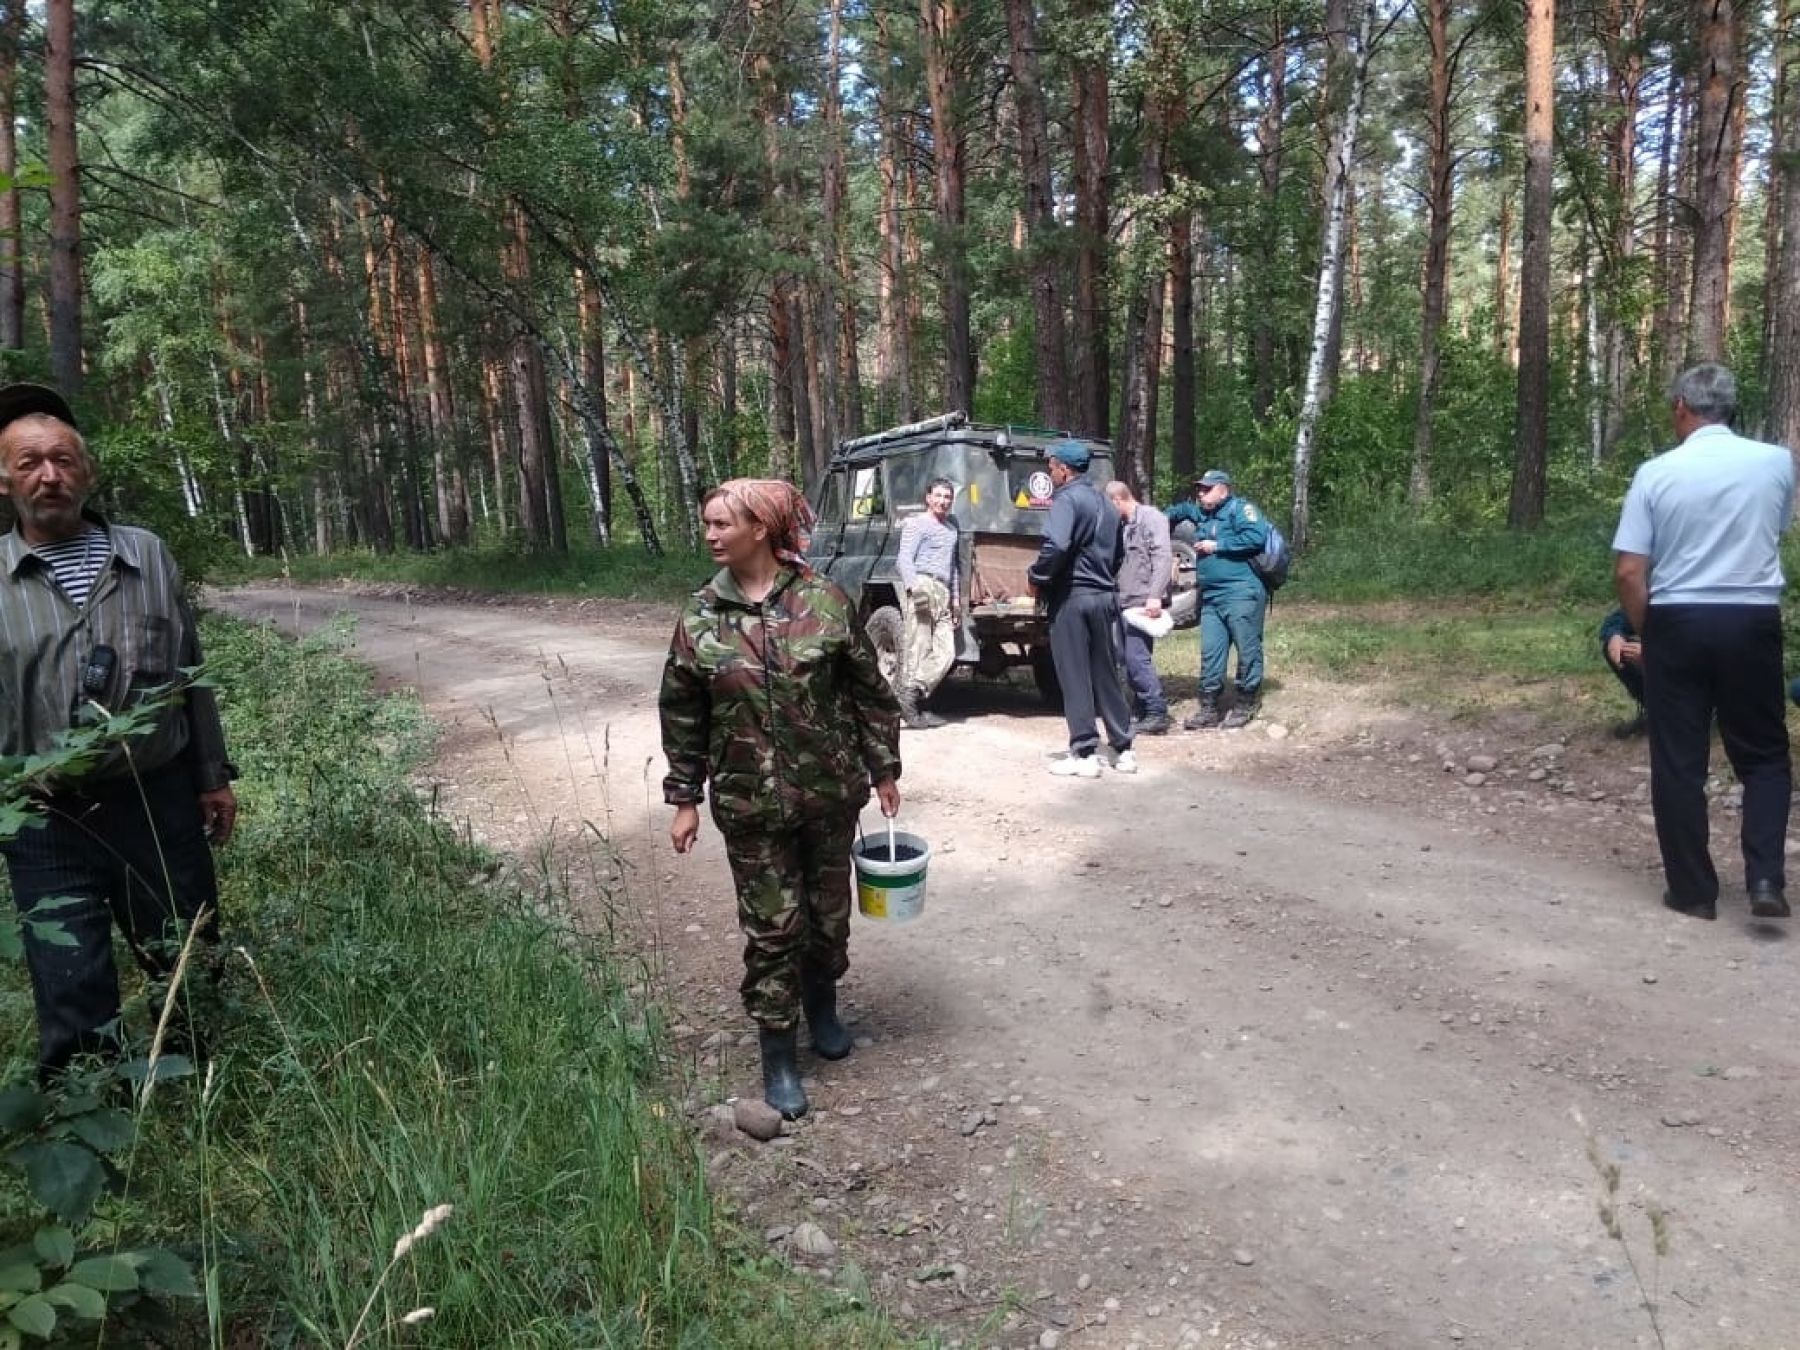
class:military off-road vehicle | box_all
[807,412,1117,706]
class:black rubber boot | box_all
[801,972,854,1060]
[1183,696,1222,731]
[758,1028,809,1119]
[1221,688,1261,729]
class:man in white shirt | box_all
[1612,363,1794,922]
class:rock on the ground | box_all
[789,1221,837,1258]
[1467,754,1498,773]
[1265,722,1290,740]
[1232,1248,1256,1266]
[734,1098,783,1141]
[1038,1332,1063,1350]
[1463,772,1488,787]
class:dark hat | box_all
[1046,439,1091,472]
[1195,469,1233,488]
[0,383,78,433]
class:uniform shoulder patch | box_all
[1242,504,1259,521]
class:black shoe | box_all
[1184,698,1222,731]
[1662,891,1718,921]
[1748,880,1791,919]
[909,708,946,729]
[800,972,854,1060]
[758,1028,809,1119]
[1132,712,1172,736]
[1611,709,1648,739]
[1220,693,1261,730]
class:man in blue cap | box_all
[1166,469,1271,729]
[1026,440,1135,778]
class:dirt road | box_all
[218,585,1799,1350]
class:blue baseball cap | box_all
[1047,440,1091,472]
[1196,469,1233,487]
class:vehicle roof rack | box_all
[838,411,968,455]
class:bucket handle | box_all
[855,811,901,863]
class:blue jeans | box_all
[1199,590,1267,697]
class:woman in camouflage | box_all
[660,479,903,1119]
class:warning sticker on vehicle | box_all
[1012,465,1055,509]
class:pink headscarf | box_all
[707,478,815,567]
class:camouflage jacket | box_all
[660,565,902,831]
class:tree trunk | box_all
[1070,0,1111,438]
[1251,26,1288,421]
[1652,69,1693,383]
[921,0,975,413]
[1410,0,1455,502]
[45,0,81,394]
[1687,0,1738,362]
[1509,0,1556,530]
[1005,0,1070,429]
[1316,0,1354,405]
[416,253,467,545]
[1767,0,1800,448]
[0,0,23,350]
[1290,0,1373,549]
[824,0,862,441]
[576,268,612,542]
[1170,207,1196,482]
[1118,23,1177,496]
[1599,0,1646,457]
[1494,186,1514,363]
[874,7,913,425]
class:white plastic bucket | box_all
[853,828,931,923]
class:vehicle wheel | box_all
[865,604,905,692]
[1030,646,1063,711]
[1169,539,1199,631]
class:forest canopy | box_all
[1,0,1793,563]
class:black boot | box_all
[801,972,854,1060]
[1221,688,1261,729]
[758,1027,809,1119]
[1183,695,1222,731]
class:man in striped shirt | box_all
[0,383,238,1079]
[893,477,961,729]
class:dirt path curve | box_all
[218,585,1799,1350]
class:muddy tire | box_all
[1030,646,1063,711]
[865,604,905,692]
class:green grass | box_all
[2,618,908,1347]
[219,540,714,606]
[1152,599,1634,725]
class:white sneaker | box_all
[1102,748,1138,774]
[1048,754,1101,779]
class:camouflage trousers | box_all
[902,576,956,696]
[721,809,859,1030]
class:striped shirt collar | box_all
[2,509,142,579]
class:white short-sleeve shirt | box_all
[1612,424,1794,606]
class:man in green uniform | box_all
[1166,469,1272,730]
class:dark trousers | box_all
[1120,625,1167,718]
[1050,589,1133,756]
[1642,605,1791,905]
[1606,651,1646,706]
[2,762,220,1078]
